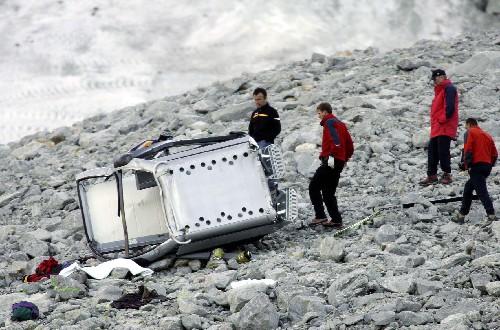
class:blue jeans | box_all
[257,140,277,191]
[460,162,494,215]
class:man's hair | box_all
[317,102,333,114]
[253,87,267,98]
[466,118,478,126]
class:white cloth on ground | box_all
[58,258,153,279]
[229,278,276,289]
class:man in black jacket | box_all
[248,87,281,148]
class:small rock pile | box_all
[0,30,499,329]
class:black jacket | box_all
[248,103,281,143]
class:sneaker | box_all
[439,173,452,184]
[485,214,497,226]
[419,174,438,186]
[322,221,345,229]
[452,212,465,224]
[309,218,327,226]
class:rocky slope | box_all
[0,30,499,329]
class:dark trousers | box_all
[460,162,494,215]
[427,136,452,176]
[309,159,344,223]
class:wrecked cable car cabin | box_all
[76,133,298,264]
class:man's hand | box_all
[458,162,466,171]
[328,157,335,169]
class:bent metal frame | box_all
[76,133,298,263]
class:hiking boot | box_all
[439,173,452,184]
[452,212,465,224]
[419,174,438,186]
[309,218,327,227]
[322,221,345,230]
[485,214,497,226]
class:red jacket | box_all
[464,126,498,168]
[430,79,459,139]
[319,114,354,162]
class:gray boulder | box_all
[376,224,399,243]
[227,284,268,313]
[294,149,320,176]
[438,313,471,330]
[370,141,391,154]
[470,253,499,267]
[178,292,210,316]
[0,189,28,208]
[181,314,204,330]
[51,275,87,300]
[287,295,328,324]
[211,101,254,122]
[451,51,500,76]
[311,52,327,63]
[424,296,446,309]
[469,272,492,292]
[327,269,369,304]
[415,278,444,295]
[93,285,124,303]
[78,129,117,148]
[206,323,235,330]
[379,274,416,294]
[281,130,319,152]
[276,284,312,312]
[148,258,174,271]
[232,293,279,330]
[441,253,471,269]
[204,271,235,290]
[193,99,218,114]
[319,237,345,262]
[396,58,432,71]
[397,311,434,326]
[11,140,51,160]
[20,239,50,258]
[370,311,396,326]
[159,317,183,330]
[433,299,480,322]
[485,281,500,296]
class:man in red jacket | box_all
[420,69,459,185]
[454,118,498,225]
[309,103,354,229]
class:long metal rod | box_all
[402,194,480,209]
[375,194,480,212]
[115,171,130,257]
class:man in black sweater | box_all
[248,87,281,148]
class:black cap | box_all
[431,69,446,80]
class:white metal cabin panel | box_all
[85,175,166,244]
[158,143,274,236]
